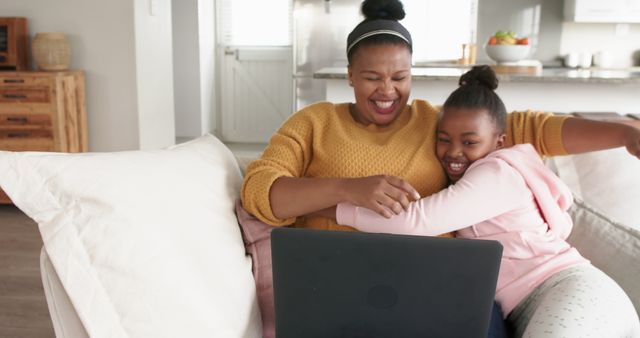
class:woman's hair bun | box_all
[459,65,499,90]
[361,0,406,21]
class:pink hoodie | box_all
[337,144,589,316]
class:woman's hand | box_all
[623,125,640,159]
[340,175,421,218]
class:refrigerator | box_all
[292,0,479,110]
[292,0,363,110]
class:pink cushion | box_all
[235,200,276,338]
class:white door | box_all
[220,47,292,143]
[217,0,293,143]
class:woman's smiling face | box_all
[436,107,505,182]
[348,43,412,126]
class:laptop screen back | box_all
[271,228,502,338]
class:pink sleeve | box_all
[336,159,529,236]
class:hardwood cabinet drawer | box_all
[0,138,55,151]
[0,129,54,151]
[0,129,52,139]
[0,76,51,86]
[0,87,49,103]
[0,102,55,115]
[0,113,51,126]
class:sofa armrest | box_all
[567,198,640,315]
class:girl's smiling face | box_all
[436,107,506,182]
[347,43,412,126]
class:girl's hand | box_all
[624,125,640,159]
[340,175,420,218]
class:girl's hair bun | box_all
[459,65,499,90]
[361,0,406,21]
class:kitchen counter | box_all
[314,66,640,84]
[314,66,640,115]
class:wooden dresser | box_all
[0,70,87,203]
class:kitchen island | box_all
[314,66,640,115]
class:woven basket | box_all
[32,32,71,71]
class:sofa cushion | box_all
[0,135,262,338]
[567,198,640,315]
[549,148,640,229]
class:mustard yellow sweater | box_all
[241,99,567,233]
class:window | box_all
[217,0,478,61]
[403,0,478,62]
[217,0,293,46]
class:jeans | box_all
[488,301,510,338]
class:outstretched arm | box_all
[561,117,640,158]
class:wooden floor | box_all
[0,204,55,338]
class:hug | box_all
[241,0,640,337]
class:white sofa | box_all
[38,197,640,337]
[0,135,640,337]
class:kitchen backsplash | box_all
[477,0,563,64]
[560,22,640,68]
[477,0,640,67]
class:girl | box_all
[335,65,640,337]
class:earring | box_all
[349,81,353,86]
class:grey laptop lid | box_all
[271,228,503,338]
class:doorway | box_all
[216,0,294,143]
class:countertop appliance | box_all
[293,0,362,110]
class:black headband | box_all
[346,19,412,55]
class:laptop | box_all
[271,227,503,338]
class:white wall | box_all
[172,0,215,140]
[134,0,176,150]
[172,0,202,138]
[0,0,176,151]
[197,0,216,137]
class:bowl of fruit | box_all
[485,31,530,64]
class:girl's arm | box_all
[336,159,526,236]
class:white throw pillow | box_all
[0,135,262,338]
[550,148,640,229]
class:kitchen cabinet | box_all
[564,0,640,23]
[0,70,87,204]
